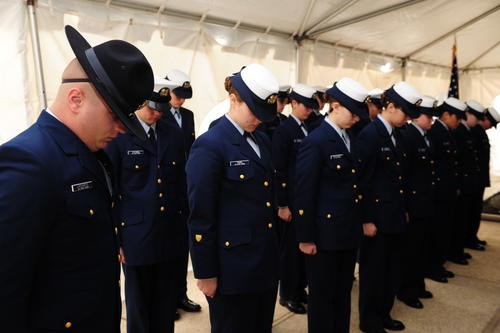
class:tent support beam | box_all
[303,0,359,36]
[308,0,426,38]
[463,40,500,69]
[405,5,500,58]
[297,0,316,37]
[27,0,47,108]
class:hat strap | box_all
[84,48,130,112]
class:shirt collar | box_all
[411,122,426,136]
[324,117,345,138]
[138,117,156,134]
[290,113,302,126]
[225,114,244,136]
[437,118,449,130]
[377,114,393,136]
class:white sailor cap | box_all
[439,97,467,119]
[289,83,319,109]
[147,76,177,112]
[466,100,486,120]
[486,95,500,126]
[418,95,437,116]
[165,69,192,99]
[229,64,279,122]
[383,82,422,118]
[325,77,369,119]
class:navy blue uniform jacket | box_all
[272,117,306,208]
[105,120,187,265]
[294,120,362,250]
[400,124,436,218]
[471,125,490,188]
[354,117,408,234]
[162,106,196,154]
[452,123,481,195]
[186,116,278,295]
[0,111,120,332]
[428,120,459,198]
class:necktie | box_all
[341,131,350,152]
[423,132,430,147]
[390,131,397,147]
[148,127,157,147]
[244,131,261,158]
[300,122,308,136]
[174,109,182,127]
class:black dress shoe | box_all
[175,311,180,321]
[463,252,472,259]
[443,270,455,278]
[466,243,485,251]
[418,290,433,299]
[449,257,468,265]
[397,296,423,309]
[279,298,307,314]
[178,297,201,312]
[427,274,448,283]
[478,239,487,246]
[298,294,308,304]
[383,318,405,331]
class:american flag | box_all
[448,40,459,98]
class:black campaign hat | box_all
[65,25,153,140]
[230,64,279,122]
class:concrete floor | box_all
[121,220,500,333]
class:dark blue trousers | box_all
[124,262,177,333]
[305,248,357,333]
[207,287,277,333]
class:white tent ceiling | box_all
[85,0,500,70]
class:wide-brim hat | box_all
[230,64,279,122]
[383,82,422,118]
[326,77,369,119]
[65,25,153,140]
[439,97,467,120]
[288,83,319,110]
[165,69,193,99]
[466,100,485,120]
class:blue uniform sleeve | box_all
[293,139,321,242]
[0,144,54,331]
[185,135,222,279]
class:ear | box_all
[67,87,84,114]
[229,93,238,104]
[330,101,340,111]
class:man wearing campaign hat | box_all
[450,98,484,264]
[356,81,422,333]
[160,69,201,314]
[0,26,153,332]
[105,77,187,333]
[294,77,368,333]
[272,83,319,314]
[186,64,280,333]
[426,97,463,280]
[397,96,437,310]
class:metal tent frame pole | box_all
[27,0,47,109]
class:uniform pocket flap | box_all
[219,229,252,249]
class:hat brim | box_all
[468,109,484,120]
[230,74,276,123]
[173,87,193,99]
[65,26,147,140]
[289,91,319,110]
[418,106,434,117]
[440,102,466,120]
[384,87,420,118]
[326,85,368,119]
